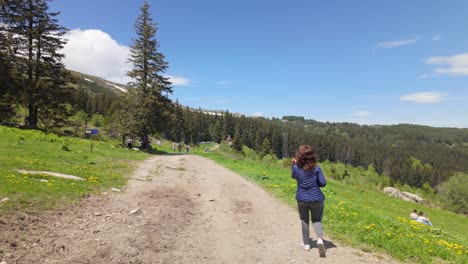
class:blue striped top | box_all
[291,164,326,202]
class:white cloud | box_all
[62,29,131,84]
[166,75,191,86]
[425,53,468,76]
[432,34,441,41]
[62,28,191,86]
[352,110,369,117]
[400,92,447,103]
[252,112,263,117]
[377,36,420,49]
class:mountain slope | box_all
[69,70,129,95]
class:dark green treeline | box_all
[165,105,468,189]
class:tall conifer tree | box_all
[0,0,20,121]
[2,0,70,128]
[127,0,172,150]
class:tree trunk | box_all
[26,0,37,129]
[141,133,150,152]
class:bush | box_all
[438,172,468,214]
[242,146,258,161]
[92,114,105,127]
[261,154,277,166]
[218,142,232,153]
[280,158,292,168]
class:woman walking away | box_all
[291,145,327,257]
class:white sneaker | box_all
[303,244,311,251]
[317,238,326,257]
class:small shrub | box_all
[61,139,71,151]
[218,142,232,153]
[261,154,277,166]
[438,172,468,214]
[242,146,258,161]
[279,158,292,168]
[91,114,105,127]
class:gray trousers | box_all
[297,201,324,245]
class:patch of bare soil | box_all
[0,155,400,264]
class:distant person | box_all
[291,145,327,257]
[416,211,433,227]
[178,143,183,153]
[410,209,418,220]
[127,138,133,149]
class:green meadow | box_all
[1,127,466,263]
[0,126,148,213]
[198,149,468,264]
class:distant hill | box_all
[276,118,468,147]
[68,70,129,95]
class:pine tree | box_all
[231,123,243,152]
[171,101,185,142]
[0,39,15,120]
[2,0,70,128]
[0,1,19,121]
[183,106,194,144]
[127,0,172,150]
[259,138,273,158]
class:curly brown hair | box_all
[295,145,317,171]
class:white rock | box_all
[402,191,424,203]
[0,198,8,203]
[111,188,121,192]
[129,208,140,215]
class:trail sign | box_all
[85,129,98,152]
[85,129,98,135]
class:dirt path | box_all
[0,155,399,264]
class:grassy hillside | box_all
[1,126,466,263]
[198,149,468,263]
[0,126,148,214]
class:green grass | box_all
[0,126,149,214]
[198,151,468,264]
[1,127,466,263]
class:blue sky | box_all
[51,0,468,127]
